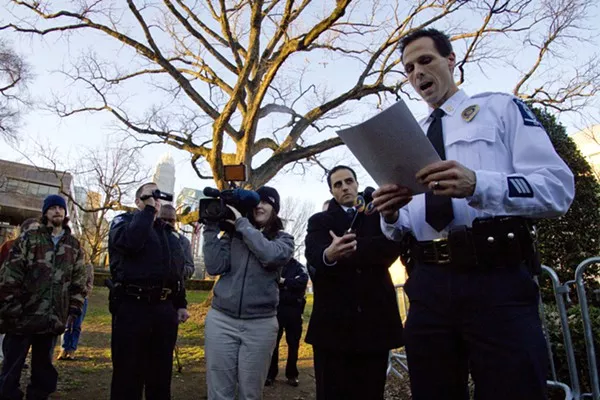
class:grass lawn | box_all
[13,287,409,399]
[34,288,320,399]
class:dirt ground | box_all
[13,288,411,399]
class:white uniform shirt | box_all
[381,89,575,242]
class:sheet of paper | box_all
[337,100,440,195]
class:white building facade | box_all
[152,153,176,202]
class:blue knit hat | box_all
[42,195,67,216]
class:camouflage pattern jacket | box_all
[0,225,87,335]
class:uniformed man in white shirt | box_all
[372,28,574,400]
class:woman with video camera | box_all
[203,186,294,400]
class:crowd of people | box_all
[0,27,575,400]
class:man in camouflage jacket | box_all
[0,195,86,400]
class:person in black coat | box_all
[305,165,404,400]
[266,258,309,387]
[108,182,189,400]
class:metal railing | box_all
[387,284,409,379]
[539,259,600,400]
[386,259,599,400]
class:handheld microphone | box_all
[362,187,377,216]
[362,187,376,203]
[231,189,260,209]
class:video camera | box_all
[199,164,260,224]
[140,189,173,202]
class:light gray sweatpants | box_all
[205,308,278,400]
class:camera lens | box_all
[205,201,222,217]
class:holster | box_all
[105,279,123,314]
[399,233,417,276]
[470,216,536,269]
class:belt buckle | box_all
[160,288,172,301]
[432,238,451,264]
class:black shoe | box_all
[265,378,274,387]
[286,377,299,387]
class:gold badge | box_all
[461,104,479,122]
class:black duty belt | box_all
[123,284,172,302]
[412,216,536,268]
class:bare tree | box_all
[0,38,30,142]
[22,140,148,265]
[75,143,148,265]
[512,0,600,112]
[1,0,598,188]
[279,196,316,259]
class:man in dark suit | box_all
[304,165,404,400]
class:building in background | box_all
[572,124,600,180]
[0,159,79,243]
[152,153,176,202]
[73,186,88,209]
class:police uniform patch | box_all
[507,177,534,198]
[513,98,541,127]
[110,214,128,229]
[461,104,479,122]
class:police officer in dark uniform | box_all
[108,182,189,400]
[266,258,309,387]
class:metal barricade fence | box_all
[387,284,409,379]
[386,259,599,400]
[540,258,600,400]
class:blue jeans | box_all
[62,298,88,351]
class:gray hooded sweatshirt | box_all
[203,218,294,319]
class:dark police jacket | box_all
[305,199,404,353]
[279,258,308,308]
[109,205,187,309]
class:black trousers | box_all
[0,334,58,400]
[313,346,388,400]
[110,299,178,400]
[404,263,548,400]
[268,304,304,380]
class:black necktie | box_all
[346,208,356,222]
[425,108,454,231]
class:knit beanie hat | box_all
[42,194,67,216]
[256,186,280,214]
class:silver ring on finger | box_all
[433,181,441,189]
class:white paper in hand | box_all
[337,100,440,194]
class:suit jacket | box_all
[305,198,404,353]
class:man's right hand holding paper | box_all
[372,185,413,223]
